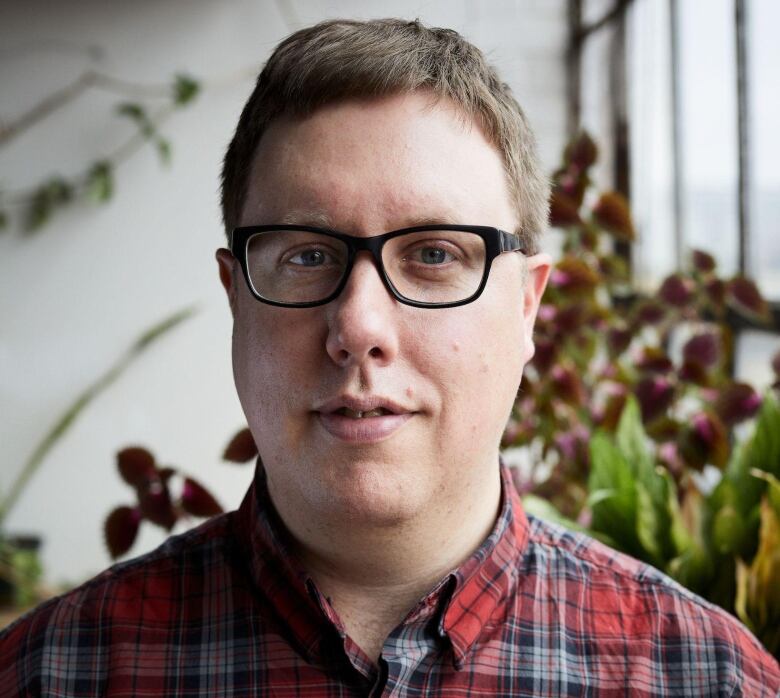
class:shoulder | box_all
[522,513,780,694]
[0,511,236,695]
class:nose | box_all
[324,252,399,368]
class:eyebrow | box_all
[279,210,335,228]
[278,210,466,231]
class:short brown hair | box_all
[220,18,549,254]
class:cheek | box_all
[430,304,526,428]
[232,315,269,426]
[231,304,319,430]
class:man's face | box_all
[217,92,549,526]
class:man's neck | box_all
[268,464,503,663]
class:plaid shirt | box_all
[2,462,778,697]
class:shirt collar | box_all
[233,460,331,663]
[437,461,530,669]
[233,457,530,668]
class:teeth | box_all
[338,407,388,418]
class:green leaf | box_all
[635,481,664,565]
[659,468,693,556]
[586,488,617,508]
[117,102,154,138]
[667,542,713,596]
[750,469,780,519]
[173,74,200,106]
[735,498,780,656]
[588,431,640,556]
[735,558,755,633]
[712,505,744,555]
[27,197,50,231]
[5,543,43,607]
[117,101,145,121]
[24,177,74,232]
[522,495,586,533]
[85,161,113,203]
[742,504,762,561]
[616,397,654,477]
[617,397,672,560]
[156,138,171,165]
[719,393,780,517]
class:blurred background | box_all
[1,0,778,634]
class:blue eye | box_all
[406,246,457,265]
[290,249,326,266]
[418,247,451,264]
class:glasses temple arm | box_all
[499,230,526,254]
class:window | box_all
[748,0,780,298]
[571,0,780,386]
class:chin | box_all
[301,456,429,527]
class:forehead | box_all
[239,92,517,233]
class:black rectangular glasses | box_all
[229,224,526,309]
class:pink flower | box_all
[550,269,571,287]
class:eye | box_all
[405,244,458,265]
[289,248,328,267]
[418,247,453,265]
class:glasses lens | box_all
[383,230,486,304]
[246,230,349,304]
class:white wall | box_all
[0,0,567,587]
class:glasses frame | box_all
[229,224,526,309]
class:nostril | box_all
[369,347,381,358]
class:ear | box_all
[216,248,238,315]
[520,252,552,362]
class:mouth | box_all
[315,398,414,442]
[332,407,394,419]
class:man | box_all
[1,18,778,697]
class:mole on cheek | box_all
[451,341,460,352]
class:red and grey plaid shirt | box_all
[2,461,779,696]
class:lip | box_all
[315,394,412,416]
[313,394,416,443]
[316,411,413,442]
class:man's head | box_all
[221,18,549,255]
[216,19,551,532]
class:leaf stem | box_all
[0,306,197,525]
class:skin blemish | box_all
[406,386,414,399]
[451,341,460,352]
